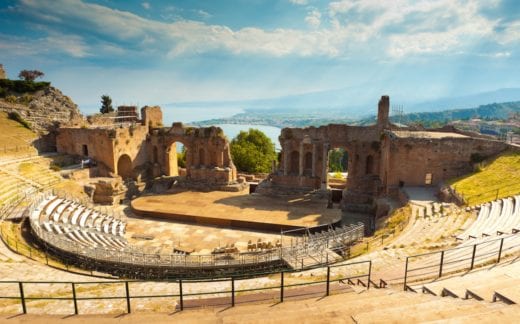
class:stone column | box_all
[283,142,289,176]
[321,143,329,189]
[298,141,304,176]
[312,143,317,177]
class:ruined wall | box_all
[381,134,509,190]
[141,106,163,128]
[56,128,116,174]
[272,96,390,207]
[149,123,237,184]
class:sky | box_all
[0,0,519,112]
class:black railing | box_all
[403,234,520,291]
[0,260,371,314]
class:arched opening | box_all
[82,144,88,157]
[167,141,188,176]
[327,147,349,190]
[289,151,299,175]
[152,145,158,164]
[117,154,133,180]
[365,155,374,175]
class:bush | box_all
[7,111,31,129]
[0,79,50,93]
[230,129,277,173]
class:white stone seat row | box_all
[457,195,520,240]
[32,194,129,252]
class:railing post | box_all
[470,244,477,270]
[326,266,330,296]
[231,277,235,307]
[497,237,504,263]
[367,260,372,290]
[124,281,131,313]
[71,282,78,315]
[403,257,409,291]
[179,280,183,311]
[438,251,445,278]
[19,282,26,314]
[280,271,284,302]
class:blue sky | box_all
[0,0,519,112]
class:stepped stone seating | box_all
[457,195,520,241]
[30,195,128,251]
[414,260,520,304]
[390,202,473,249]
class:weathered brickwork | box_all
[56,106,237,185]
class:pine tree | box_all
[100,95,114,114]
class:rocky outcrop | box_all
[0,86,83,134]
[0,85,85,151]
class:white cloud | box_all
[141,2,150,10]
[0,33,90,58]
[305,9,321,28]
[12,0,519,60]
[196,9,212,19]
[289,0,308,5]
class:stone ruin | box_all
[56,106,240,202]
[55,96,513,219]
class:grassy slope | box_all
[448,150,520,205]
[0,111,37,155]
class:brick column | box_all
[299,141,304,176]
[283,142,289,176]
[321,143,329,189]
[312,143,317,177]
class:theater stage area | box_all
[130,189,341,231]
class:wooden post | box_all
[231,278,236,307]
[497,238,504,263]
[71,283,78,315]
[280,272,284,302]
[470,244,477,270]
[125,281,131,313]
[403,257,409,291]
[19,282,26,314]
[179,280,183,311]
[326,267,330,296]
[438,251,445,278]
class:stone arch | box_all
[166,141,188,176]
[117,154,133,180]
[290,151,299,175]
[365,155,374,175]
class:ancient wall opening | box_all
[117,154,133,180]
[167,141,188,177]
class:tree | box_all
[230,129,277,173]
[100,95,114,114]
[18,70,44,81]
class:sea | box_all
[162,106,282,151]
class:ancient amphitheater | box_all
[0,95,519,323]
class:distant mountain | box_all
[406,88,520,113]
[163,87,520,119]
[359,101,520,126]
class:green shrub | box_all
[0,79,50,93]
[7,111,31,129]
